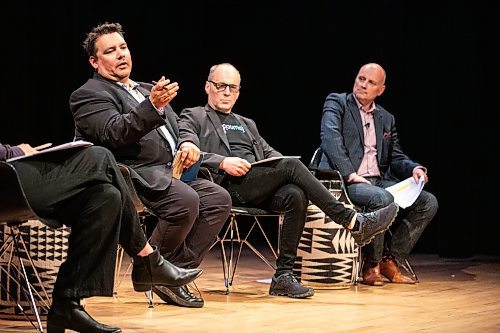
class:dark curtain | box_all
[1,0,498,256]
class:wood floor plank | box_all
[1,251,499,332]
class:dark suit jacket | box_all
[70,72,181,191]
[319,92,419,180]
[179,105,281,182]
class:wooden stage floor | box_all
[1,250,499,332]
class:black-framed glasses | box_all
[208,80,241,93]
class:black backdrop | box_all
[2,1,498,256]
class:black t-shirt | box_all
[216,111,256,163]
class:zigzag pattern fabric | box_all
[0,220,69,319]
[293,205,358,289]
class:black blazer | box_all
[70,72,180,191]
[179,105,282,181]
[319,92,419,180]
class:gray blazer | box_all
[70,72,182,191]
[179,105,281,181]
[319,92,419,180]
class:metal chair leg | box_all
[354,247,363,285]
[215,210,284,293]
[404,258,419,283]
[114,245,125,295]
[11,228,44,332]
[146,289,154,308]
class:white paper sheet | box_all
[385,175,425,209]
[7,140,93,162]
[251,156,301,166]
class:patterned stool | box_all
[0,219,69,320]
[293,203,358,289]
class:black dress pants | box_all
[139,178,231,269]
[12,146,147,299]
[224,158,355,274]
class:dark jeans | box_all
[139,178,231,269]
[12,146,147,299]
[347,177,438,263]
[224,158,356,274]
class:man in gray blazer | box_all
[70,22,231,308]
[319,63,438,286]
[179,63,399,299]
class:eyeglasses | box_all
[208,80,241,93]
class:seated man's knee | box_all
[170,189,200,221]
[419,191,439,215]
[75,183,122,220]
[280,157,303,169]
[214,186,232,213]
[368,188,394,208]
[96,183,122,206]
[212,191,232,222]
[83,145,114,159]
[78,146,117,168]
[281,184,308,212]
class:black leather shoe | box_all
[132,247,203,292]
[152,285,204,308]
[47,297,121,333]
[351,203,399,246]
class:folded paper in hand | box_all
[385,176,425,209]
[172,151,203,183]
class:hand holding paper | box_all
[172,150,202,182]
[172,151,184,179]
[385,175,425,209]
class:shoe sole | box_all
[355,204,399,247]
[151,286,204,308]
[269,289,315,298]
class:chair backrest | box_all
[0,162,39,224]
[308,148,343,181]
[308,148,354,206]
[308,147,322,171]
[116,163,151,217]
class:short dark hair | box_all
[83,22,124,57]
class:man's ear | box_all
[377,85,386,97]
[89,56,98,70]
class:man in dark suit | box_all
[178,63,400,298]
[70,22,231,308]
[319,63,438,286]
[1,143,201,332]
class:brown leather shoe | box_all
[361,263,385,286]
[380,258,416,284]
